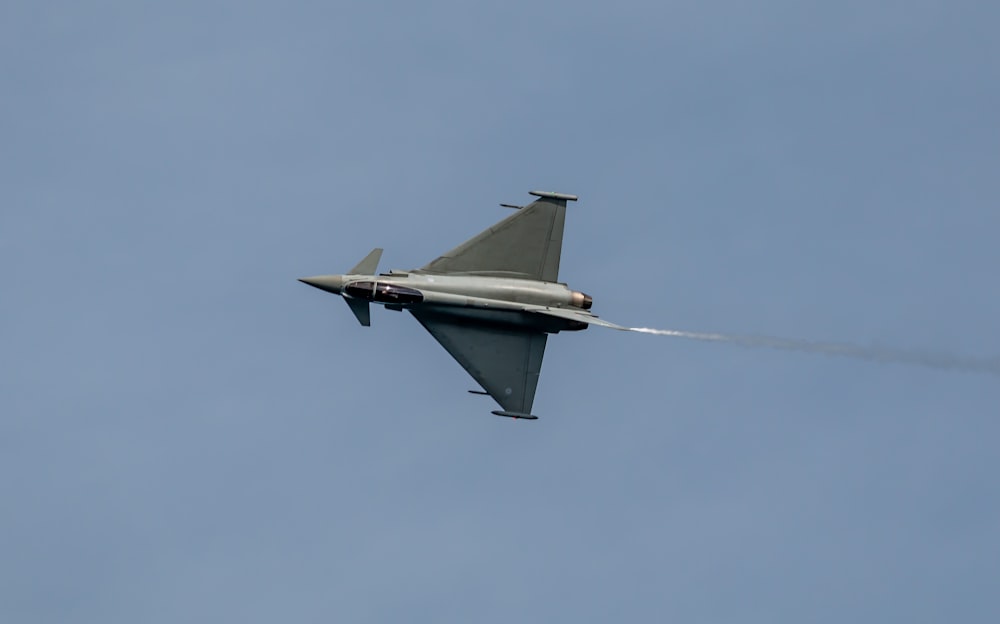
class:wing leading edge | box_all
[410,310,547,418]
[417,192,576,282]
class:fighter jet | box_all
[298,191,623,420]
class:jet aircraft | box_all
[299,191,623,420]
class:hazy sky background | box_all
[3,1,999,622]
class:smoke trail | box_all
[629,327,1000,377]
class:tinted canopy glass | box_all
[373,283,423,304]
[344,281,423,305]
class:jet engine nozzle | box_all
[570,291,593,310]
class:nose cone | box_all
[298,275,344,295]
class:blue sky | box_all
[2,1,999,622]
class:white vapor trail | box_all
[628,327,1000,377]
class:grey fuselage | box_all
[306,272,593,333]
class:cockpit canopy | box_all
[344,281,424,305]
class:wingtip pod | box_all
[529,190,578,202]
[491,410,539,420]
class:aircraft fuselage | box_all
[301,273,593,332]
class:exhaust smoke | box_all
[629,327,1000,377]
